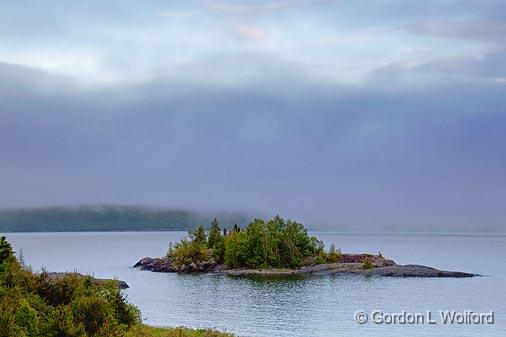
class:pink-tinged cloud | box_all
[207,0,302,14]
[234,26,267,42]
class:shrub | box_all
[313,254,325,265]
[172,239,207,268]
[48,305,86,337]
[0,237,142,337]
[326,244,342,263]
[221,216,325,269]
[15,299,40,337]
[362,256,373,270]
[71,295,114,336]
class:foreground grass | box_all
[126,325,235,337]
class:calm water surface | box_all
[6,232,506,337]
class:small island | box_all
[134,216,477,278]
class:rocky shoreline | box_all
[133,254,478,278]
[47,272,130,289]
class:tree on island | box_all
[207,218,222,248]
[188,224,207,245]
[168,216,327,270]
[207,218,225,262]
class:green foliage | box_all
[326,244,342,263]
[362,256,373,270]
[207,219,225,263]
[16,299,40,337]
[166,241,174,257]
[126,325,234,337]
[223,231,248,269]
[207,219,222,249]
[0,237,141,337]
[177,216,325,269]
[313,254,325,265]
[172,239,208,268]
[0,236,13,271]
[71,295,115,336]
[188,225,207,246]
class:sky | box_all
[1,0,505,231]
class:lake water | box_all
[5,232,506,337]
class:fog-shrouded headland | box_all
[0,205,249,232]
[0,204,503,233]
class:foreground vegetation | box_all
[126,325,234,337]
[0,236,233,337]
[169,216,342,270]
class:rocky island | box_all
[134,217,477,278]
[47,272,130,289]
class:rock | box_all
[355,264,478,278]
[134,254,477,278]
[116,280,130,289]
[300,263,332,273]
[133,257,163,270]
[134,256,219,273]
[46,272,129,289]
[152,259,177,272]
[222,263,477,278]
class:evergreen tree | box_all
[0,236,12,263]
[167,241,174,257]
[188,225,207,246]
[172,216,327,269]
[207,218,222,248]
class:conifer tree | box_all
[188,225,207,246]
[208,218,222,248]
[0,236,12,263]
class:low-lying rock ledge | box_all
[223,264,477,278]
[133,255,477,278]
[47,272,129,289]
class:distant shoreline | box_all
[0,205,248,232]
[3,230,506,236]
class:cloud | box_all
[1,0,506,231]
[367,48,506,86]
[206,0,304,14]
[233,26,267,42]
[403,18,506,45]
[1,56,506,231]
[155,10,202,18]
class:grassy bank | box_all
[126,325,234,337]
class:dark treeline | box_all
[0,206,247,232]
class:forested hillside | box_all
[0,206,247,232]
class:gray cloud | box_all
[1,56,505,231]
[404,18,506,44]
[1,0,506,232]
